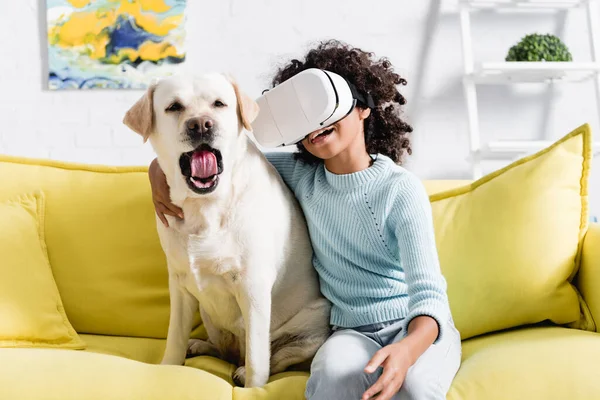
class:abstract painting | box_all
[47,0,186,90]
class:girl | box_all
[148,39,461,400]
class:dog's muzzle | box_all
[179,144,224,194]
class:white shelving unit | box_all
[457,0,600,178]
[473,61,600,82]
[481,139,600,158]
[462,0,587,10]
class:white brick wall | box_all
[1,0,598,214]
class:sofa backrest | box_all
[0,155,170,339]
[0,154,469,339]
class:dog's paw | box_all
[187,339,218,358]
[232,366,246,387]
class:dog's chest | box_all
[183,213,246,335]
[178,206,243,275]
[194,275,244,334]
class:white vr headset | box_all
[251,68,375,147]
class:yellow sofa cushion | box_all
[448,327,600,399]
[79,333,310,398]
[0,156,183,338]
[0,192,84,349]
[3,328,598,400]
[81,334,166,364]
[0,348,234,400]
[430,124,592,340]
[0,345,310,400]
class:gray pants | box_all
[305,317,462,400]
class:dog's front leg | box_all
[161,273,198,365]
[237,278,272,388]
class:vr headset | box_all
[251,68,375,147]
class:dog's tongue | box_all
[191,150,217,179]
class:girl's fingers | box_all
[362,380,383,400]
[165,204,184,218]
[375,378,403,400]
[166,203,184,219]
[154,190,183,219]
[156,201,181,218]
[365,349,388,373]
[156,202,178,227]
[154,200,182,228]
[156,208,169,228]
[363,366,394,400]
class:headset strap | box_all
[346,80,375,109]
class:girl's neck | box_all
[324,134,372,175]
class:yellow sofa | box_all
[1,125,599,400]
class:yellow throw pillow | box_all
[0,192,85,349]
[0,158,172,339]
[431,124,592,340]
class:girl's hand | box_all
[362,316,439,400]
[148,158,183,227]
[361,341,413,400]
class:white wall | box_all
[1,0,598,215]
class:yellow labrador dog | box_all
[123,74,330,388]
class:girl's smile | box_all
[308,126,335,145]
[300,107,372,175]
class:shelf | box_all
[459,0,586,10]
[475,139,600,159]
[442,0,586,13]
[468,62,600,83]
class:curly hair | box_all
[271,39,413,165]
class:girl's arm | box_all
[362,316,439,400]
[392,172,450,344]
[148,158,183,227]
[263,151,306,193]
[362,173,450,400]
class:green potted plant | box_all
[506,33,572,62]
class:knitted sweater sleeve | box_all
[264,151,307,192]
[392,172,450,344]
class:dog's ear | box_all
[123,83,157,142]
[228,77,259,131]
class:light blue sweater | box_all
[266,152,451,342]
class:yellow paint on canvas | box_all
[54,11,117,47]
[52,0,182,50]
[107,48,139,64]
[138,41,179,61]
[87,32,110,59]
[117,1,182,36]
[107,41,180,64]
[67,0,92,8]
[139,0,171,13]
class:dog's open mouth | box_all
[179,144,223,194]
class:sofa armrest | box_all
[579,223,600,332]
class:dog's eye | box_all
[213,100,226,108]
[166,102,184,112]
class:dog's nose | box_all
[186,117,214,137]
